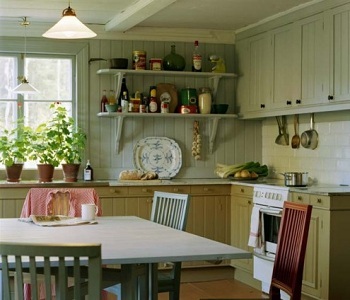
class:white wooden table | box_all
[0,216,251,299]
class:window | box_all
[0,53,75,168]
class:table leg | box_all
[149,263,158,300]
[121,264,148,300]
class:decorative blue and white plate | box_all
[133,137,182,179]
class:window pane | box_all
[24,102,72,129]
[0,56,17,99]
[25,57,73,101]
[0,102,17,131]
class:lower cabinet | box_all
[291,192,350,300]
[0,188,29,218]
[96,184,231,268]
[230,185,254,273]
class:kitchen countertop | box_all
[0,178,349,196]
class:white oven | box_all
[250,185,290,298]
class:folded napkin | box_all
[248,206,261,248]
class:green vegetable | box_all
[215,161,268,178]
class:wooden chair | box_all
[103,191,191,300]
[0,242,102,300]
[200,201,312,300]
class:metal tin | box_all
[179,105,197,114]
[149,58,162,70]
[132,50,147,70]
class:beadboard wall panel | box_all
[88,39,262,180]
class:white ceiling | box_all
[0,0,319,42]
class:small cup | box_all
[81,204,98,221]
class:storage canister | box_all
[149,58,162,70]
[132,50,147,70]
[198,87,212,114]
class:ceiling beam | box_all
[105,0,176,32]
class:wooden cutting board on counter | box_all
[156,83,178,113]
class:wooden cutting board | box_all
[156,83,178,113]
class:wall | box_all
[88,39,262,180]
[262,110,350,185]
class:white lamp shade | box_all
[13,81,39,94]
[42,15,97,39]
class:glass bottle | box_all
[121,91,129,113]
[100,90,108,112]
[163,44,186,71]
[192,40,202,72]
[149,87,158,113]
[108,90,116,105]
[83,160,93,181]
[118,77,129,107]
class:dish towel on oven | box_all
[248,206,261,248]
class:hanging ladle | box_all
[291,114,300,149]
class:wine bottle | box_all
[83,160,93,181]
[192,40,202,72]
[118,78,129,107]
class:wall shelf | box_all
[97,112,238,154]
[96,69,237,98]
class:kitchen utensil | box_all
[275,116,287,146]
[291,114,300,149]
[110,58,128,69]
[281,115,289,145]
[301,113,318,149]
[280,172,308,187]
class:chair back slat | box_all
[270,201,312,300]
[151,191,190,231]
[0,242,102,300]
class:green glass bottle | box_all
[163,44,186,71]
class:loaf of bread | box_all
[140,171,158,180]
[119,169,143,180]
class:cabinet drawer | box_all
[95,187,128,197]
[291,192,310,204]
[190,185,230,195]
[128,186,173,196]
[231,185,254,197]
[310,195,330,209]
[0,188,29,200]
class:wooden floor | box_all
[158,278,267,300]
[157,266,268,300]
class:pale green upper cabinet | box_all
[235,1,350,119]
[327,3,350,103]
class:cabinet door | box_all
[302,208,329,299]
[231,187,253,273]
[327,3,350,103]
[297,13,328,106]
[236,32,273,113]
[271,23,300,109]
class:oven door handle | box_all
[259,208,282,216]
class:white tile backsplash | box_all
[262,111,350,185]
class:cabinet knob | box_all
[109,189,117,194]
[240,188,245,193]
[286,100,292,105]
[203,187,209,192]
[260,104,265,108]
[328,95,334,101]
[296,99,301,104]
[173,188,179,192]
[248,200,252,205]
[317,198,322,203]
[297,196,303,201]
[142,188,148,193]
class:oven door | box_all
[260,207,283,256]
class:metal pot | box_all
[281,172,308,187]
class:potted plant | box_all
[30,103,86,182]
[0,125,33,182]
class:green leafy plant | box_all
[30,103,86,167]
[0,125,33,167]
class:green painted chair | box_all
[0,242,102,300]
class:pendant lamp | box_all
[42,2,96,39]
[13,17,39,95]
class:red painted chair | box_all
[201,201,312,300]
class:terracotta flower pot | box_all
[62,163,81,182]
[5,163,24,183]
[37,164,55,183]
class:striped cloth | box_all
[20,188,104,300]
